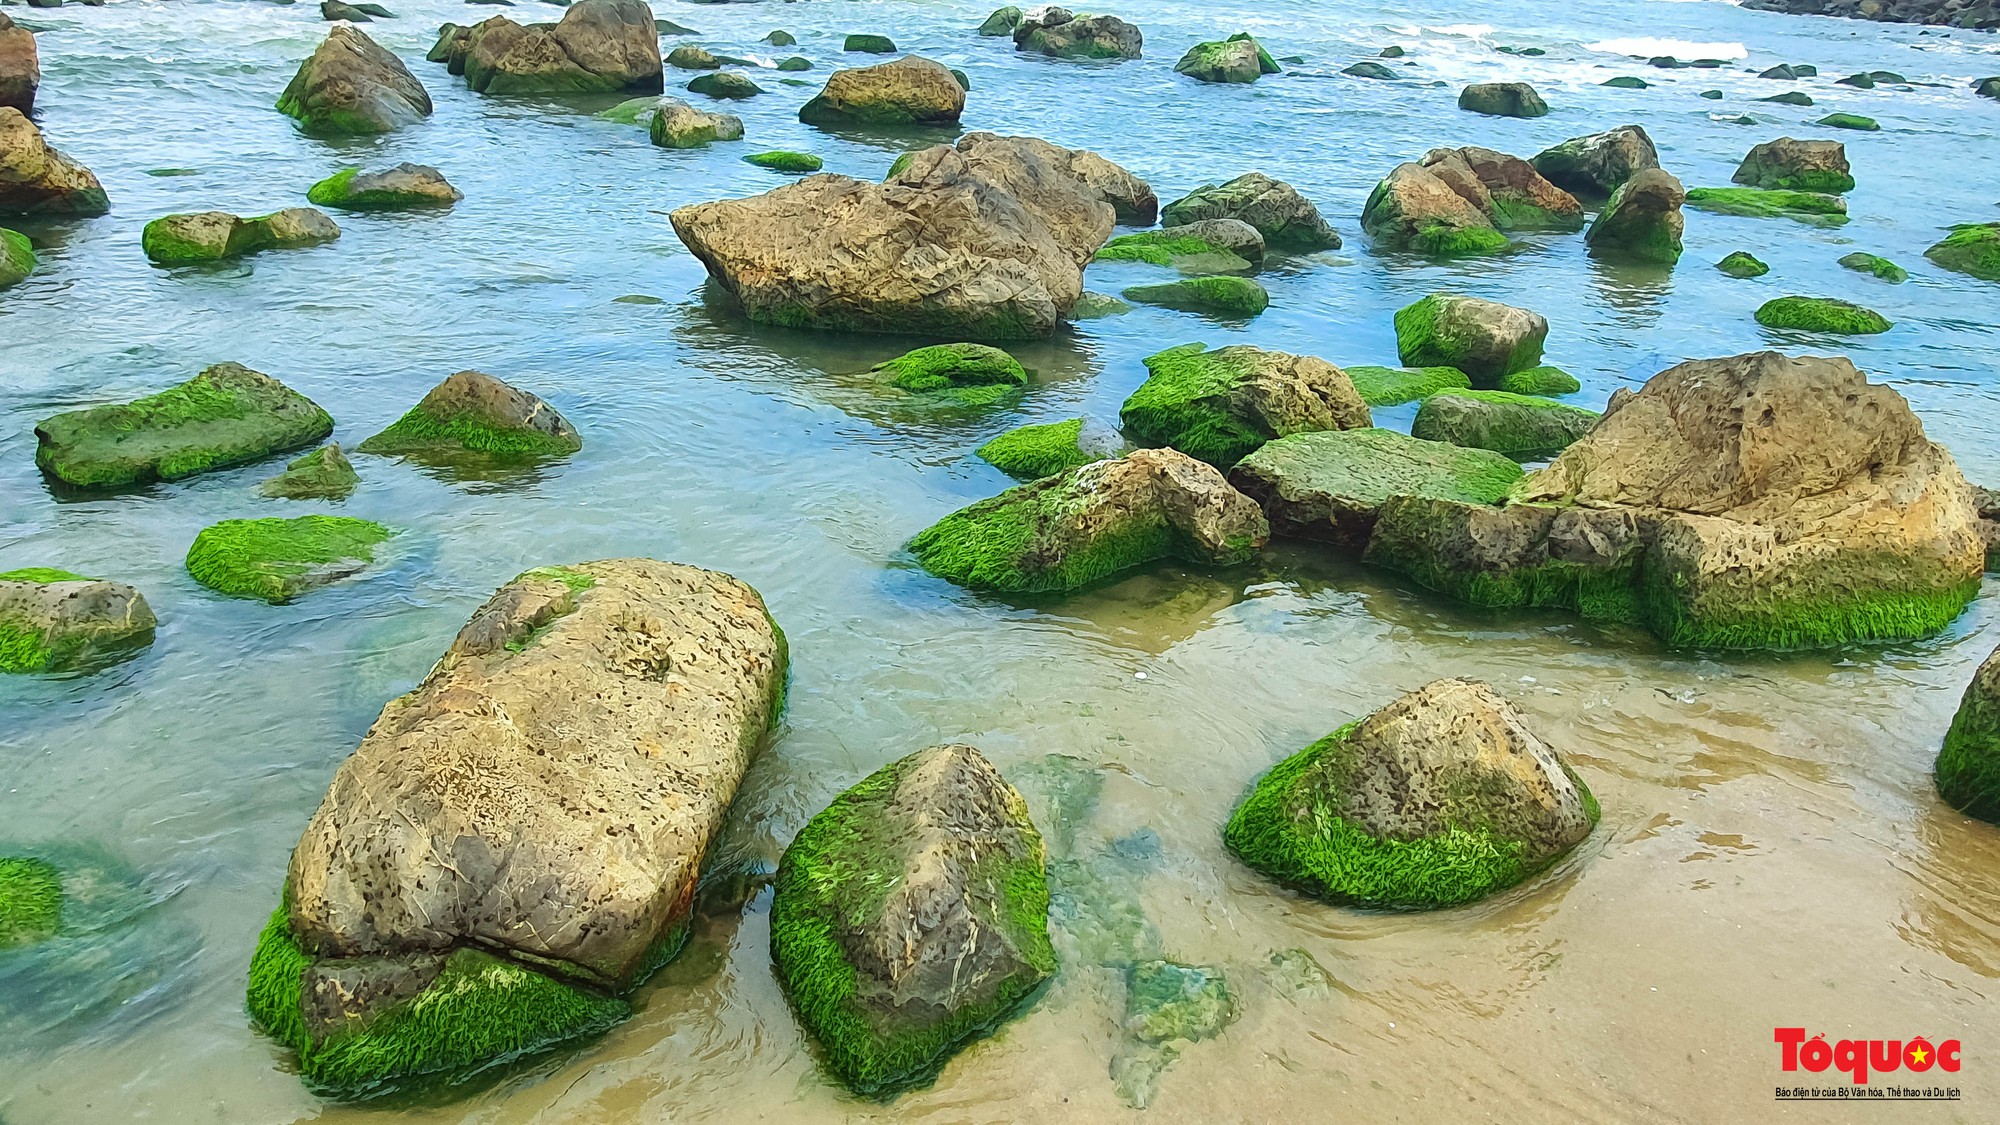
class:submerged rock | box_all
[1497,365,1581,396]
[1410,390,1600,460]
[688,71,761,99]
[260,443,360,500]
[845,33,898,54]
[277,25,432,135]
[1228,428,1521,551]
[1939,643,2000,824]
[0,107,109,216]
[1150,216,1263,260]
[0,855,61,945]
[1364,351,1984,649]
[771,744,1054,1095]
[358,370,581,459]
[1602,76,1648,89]
[649,97,742,147]
[0,225,31,287]
[1717,250,1770,277]
[909,447,1268,593]
[1359,162,1507,257]
[1093,229,1252,273]
[141,208,340,265]
[1124,960,1234,1043]
[666,45,720,70]
[0,568,156,674]
[1394,294,1548,387]
[1160,172,1339,251]
[1530,125,1659,203]
[1121,275,1268,317]
[0,12,37,114]
[35,363,333,490]
[461,0,663,95]
[977,417,1097,480]
[1119,343,1371,469]
[1732,137,1854,193]
[1458,81,1547,118]
[1684,186,1848,223]
[1838,251,1907,283]
[1342,60,1398,80]
[1754,295,1890,334]
[1584,167,1686,264]
[1225,679,1598,909]
[871,343,1027,406]
[744,150,821,174]
[185,516,394,603]
[1925,222,2000,282]
[798,55,965,126]
[251,560,787,1095]
[1818,112,1879,131]
[1174,34,1275,84]
[306,163,460,210]
[1013,10,1141,60]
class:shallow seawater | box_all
[4,0,2000,1121]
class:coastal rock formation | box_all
[277,25,432,135]
[1410,390,1601,460]
[184,516,393,604]
[307,163,460,210]
[357,370,581,459]
[1738,0,1997,32]
[0,568,157,674]
[650,97,743,147]
[0,13,37,114]
[1530,125,1659,202]
[34,363,333,490]
[1226,679,1598,910]
[141,208,340,265]
[1732,137,1854,193]
[1359,162,1507,256]
[1363,351,1985,649]
[0,108,109,216]
[978,6,1024,36]
[1458,81,1547,117]
[1228,428,1522,551]
[1013,9,1141,60]
[771,744,1054,1095]
[1939,642,2000,823]
[1394,294,1549,387]
[1161,172,1339,251]
[1584,168,1686,264]
[909,447,1268,593]
[250,560,787,1095]
[799,55,965,126]
[460,0,663,95]
[1120,343,1371,469]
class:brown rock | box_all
[1530,125,1661,202]
[0,107,108,216]
[0,13,37,114]
[462,0,663,95]
[798,54,965,127]
[1420,145,1584,231]
[1359,161,1500,252]
[277,25,432,135]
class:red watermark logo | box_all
[1775,1028,1962,1085]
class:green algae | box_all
[259,444,359,501]
[743,151,822,173]
[1717,250,1770,277]
[1754,296,1891,335]
[1685,187,1849,225]
[1093,232,1250,273]
[0,227,34,288]
[357,402,581,459]
[1838,252,1907,283]
[1494,366,1580,397]
[1394,294,1545,383]
[977,418,1095,480]
[1343,364,1472,407]
[1938,675,2000,825]
[1119,342,1342,469]
[184,516,393,603]
[1410,390,1600,460]
[0,567,92,585]
[1124,961,1235,1044]
[1924,222,2000,282]
[1409,222,1510,257]
[1121,276,1268,317]
[871,344,1028,406]
[1817,113,1879,131]
[305,168,455,211]
[844,34,896,53]
[0,857,62,949]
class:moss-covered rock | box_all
[34,362,333,490]
[1119,343,1371,469]
[1838,252,1907,283]
[871,343,1027,407]
[687,71,762,99]
[1359,162,1509,257]
[0,568,156,674]
[1732,137,1853,193]
[1458,81,1547,117]
[649,97,743,148]
[977,418,1097,480]
[358,370,582,459]
[1121,275,1268,317]
[460,1,663,95]
[277,25,431,135]
[184,515,393,603]
[1530,125,1659,203]
[909,448,1267,593]
[1093,231,1251,274]
[1124,960,1234,1043]
[771,744,1054,1095]
[1602,76,1648,89]
[1754,296,1891,334]
[1343,365,1472,407]
[1,107,109,217]
[1495,365,1581,396]
[1583,168,1685,265]
[1394,294,1547,387]
[845,33,896,53]
[666,45,719,70]
[743,150,822,174]
[1071,291,1131,319]
[1760,91,1814,106]
[306,163,460,211]
[1224,679,1598,910]
[1160,173,1340,251]
[1173,36,1270,84]
[799,55,964,126]
[1684,187,1848,224]
[1938,641,2000,825]
[777,56,812,72]
[1717,250,1770,277]
[1411,390,1600,460]
[978,6,1023,36]
[259,443,359,500]
[1925,222,2000,283]
[0,856,61,948]
[0,225,31,287]
[1343,61,1398,80]
[1227,428,1521,551]
[1817,112,1879,131]
[1012,11,1142,60]
[142,207,341,265]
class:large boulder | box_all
[771,744,1054,1095]
[888,132,1148,253]
[1732,137,1853,193]
[1160,172,1339,251]
[1120,343,1371,469]
[0,568,156,674]
[1394,294,1548,387]
[798,55,964,126]
[0,13,37,114]
[357,370,581,459]
[1530,125,1659,203]
[1365,351,1985,649]
[649,97,743,147]
[909,447,1268,593]
[461,0,662,95]
[1228,428,1522,552]
[141,207,341,265]
[1584,167,1685,264]
[1925,222,2000,283]
[0,107,108,216]
[250,560,786,1095]
[277,25,432,135]
[1410,390,1601,460]
[1359,162,1507,256]
[1458,81,1547,117]
[1013,9,1141,59]
[1939,643,2000,824]
[35,362,333,490]
[1416,146,1584,231]
[307,163,460,210]
[1225,679,1598,910]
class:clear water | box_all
[4,0,2000,1120]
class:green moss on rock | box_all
[1838,252,1907,283]
[977,418,1095,480]
[184,515,393,604]
[1817,113,1879,131]
[1717,250,1770,277]
[1411,390,1601,461]
[1226,428,1522,550]
[1685,187,1848,224]
[1124,961,1235,1043]
[1925,223,2000,283]
[1343,365,1472,407]
[844,34,896,53]
[259,443,360,501]
[357,372,583,459]
[1754,296,1891,335]
[1094,232,1250,273]
[743,151,823,173]
[1938,653,2000,824]
[1409,223,1510,257]
[0,856,62,949]
[871,344,1028,407]
[687,72,763,100]
[1494,366,1580,397]
[0,227,35,289]
[1121,276,1268,317]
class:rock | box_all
[1365,351,1983,649]
[1119,343,1371,469]
[1529,125,1659,203]
[1174,34,1274,84]
[1737,0,1997,30]
[1684,186,1848,223]
[1497,365,1581,396]
[1760,63,1800,80]
[251,560,787,1095]
[845,33,897,54]
[1699,89,1723,99]
[462,0,663,95]
[799,55,964,126]
[1584,167,1686,264]
[1227,428,1521,551]
[763,30,794,47]
[1394,294,1548,387]
[1013,10,1141,60]
[307,163,460,210]
[260,443,360,500]
[1124,961,1234,1043]
[687,70,761,99]
[1379,45,1406,58]
[1458,81,1547,118]
[0,225,30,287]
[1417,145,1585,232]
[427,21,470,68]
[1070,291,1130,318]
[0,107,108,216]
[322,0,375,20]
[1156,216,1263,260]
[1938,642,2000,824]
[1733,137,1853,193]
[978,5,1023,36]
[1094,230,1250,273]
[1754,295,1890,334]
[1717,250,1769,277]
[1410,390,1600,460]
[0,568,157,673]
[655,17,694,35]
[1359,162,1507,256]
[1980,76,2000,99]
[770,744,1054,1095]
[1838,251,1907,282]
[666,45,719,70]
[909,447,1268,592]
[0,12,37,114]
[1342,61,1398,80]
[871,343,1027,407]
[35,363,333,490]
[1342,364,1471,407]
[277,25,432,135]
[141,208,340,265]
[977,418,1097,480]
[1602,76,1648,89]
[1925,222,2000,282]
[1160,172,1339,251]
[1224,679,1598,909]
[743,150,820,173]
[1818,112,1879,131]
[776,56,811,72]
[1123,276,1267,317]
[1837,72,1876,88]
[358,370,581,459]
[892,132,1155,225]
[1761,91,1814,106]
[0,855,61,943]
[649,97,742,147]
[185,516,394,603]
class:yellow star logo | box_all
[1911,1046,1929,1065]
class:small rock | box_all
[1119,343,1371,468]
[1837,251,1906,283]
[666,45,720,70]
[185,516,394,603]
[844,33,896,54]
[1342,60,1398,80]
[1925,222,2000,282]
[0,107,109,216]
[1458,81,1547,118]
[357,370,582,458]
[743,150,821,174]
[687,71,761,99]
[1161,172,1339,250]
[0,568,156,673]
[142,208,340,265]
[799,55,964,126]
[260,443,360,500]
[1013,9,1141,60]
[1754,295,1890,334]
[1717,250,1769,277]
[0,11,39,114]
[1394,294,1548,387]
[649,97,742,147]
[1122,275,1268,317]
[1411,390,1601,460]
[977,6,1023,37]
[306,163,460,210]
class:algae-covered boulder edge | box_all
[1224,678,1597,910]
[184,515,394,603]
[1754,296,1891,335]
[770,744,1055,1095]
[1227,428,1521,551]
[1410,390,1601,460]
[1938,641,2000,824]
[977,418,1096,480]
[1394,293,1548,387]
[357,370,581,458]
[0,225,32,286]
[1925,222,2000,283]
[0,567,158,674]
[1342,365,1472,407]
[1121,276,1268,317]
[1119,342,1370,470]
